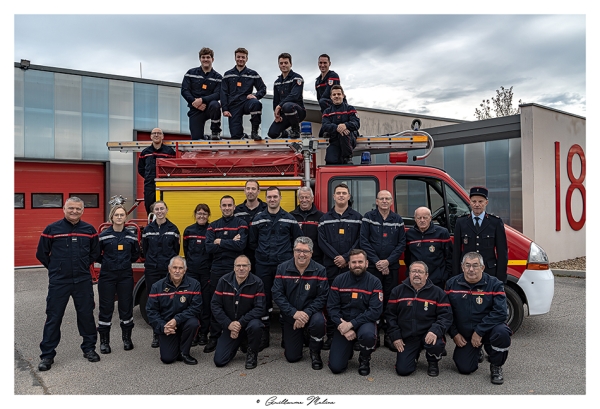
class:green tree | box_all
[474,86,522,120]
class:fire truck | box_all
[99,121,554,333]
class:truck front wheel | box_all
[505,285,524,333]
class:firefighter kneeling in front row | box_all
[445,251,512,385]
[320,85,360,165]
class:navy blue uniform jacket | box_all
[320,102,360,137]
[385,278,452,342]
[405,223,453,285]
[142,219,180,271]
[249,208,303,266]
[315,70,341,101]
[181,67,223,108]
[137,144,176,190]
[273,70,305,110]
[97,226,140,271]
[146,274,202,334]
[445,272,508,339]
[360,209,406,270]
[205,216,248,274]
[272,258,329,323]
[36,218,100,284]
[220,66,266,111]
[318,206,362,269]
[327,271,383,329]
[211,271,265,329]
[290,204,324,262]
[183,223,212,274]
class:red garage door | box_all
[14,161,105,267]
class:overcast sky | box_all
[12,11,586,121]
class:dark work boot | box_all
[490,364,504,385]
[203,337,218,353]
[122,328,134,351]
[197,333,208,346]
[245,348,258,369]
[289,127,301,139]
[310,350,323,370]
[211,131,221,140]
[151,333,159,348]
[427,361,440,377]
[251,126,261,141]
[358,350,372,376]
[478,348,485,363]
[99,331,111,354]
[322,336,333,350]
[384,334,394,351]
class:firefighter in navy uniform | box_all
[405,206,453,289]
[445,252,512,385]
[386,261,453,377]
[211,255,266,370]
[203,196,248,353]
[267,53,306,139]
[290,186,324,265]
[249,186,303,350]
[452,186,508,283]
[234,179,267,272]
[181,47,223,140]
[142,200,181,348]
[318,183,362,349]
[221,47,267,141]
[137,128,176,215]
[320,85,360,165]
[360,190,406,350]
[327,249,383,376]
[146,256,202,365]
[96,205,141,354]
[315,53,342,113]
[36,197,101,371]
[182,204,213,347]
[272,237,329,370]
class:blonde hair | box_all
[109,205,127,223]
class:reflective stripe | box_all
[184,74,222,82]
[491,345,510,352]
[319,219,362,227]
[99,235,116,241]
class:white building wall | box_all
[521,104,586,262]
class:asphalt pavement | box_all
[13,267,589,404]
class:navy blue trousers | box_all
[267,102,306,138]
[188,100,222,140]
[97,268,134,332]
[394,334,446,376]
[453,323,512,374]
[227,99,262,139]
[159,317,200,364]
[40,279,97,360]
[328,322,377,374]
[282,312,326,362]
[214,319,263,367]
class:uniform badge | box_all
[424,302,429,311]
[202,84,207,89]
[305,283,311,291]
[164,288,170,293]
[476,296,483,304]
[296,79,303,85]
[352,292,358,299]
[237,82,242,87]
[429,245,435,253]
[378,293,383,302]
[197,239,202,244]
[339,229,345,234]
[463,237,469,244]
[383,233,388,237]
[118,244,124,251]
[407,300,412,306]
[180,295,187,303]
[328,79,333,86]
[224,231,228,235]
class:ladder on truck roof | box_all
[107,121,434,185]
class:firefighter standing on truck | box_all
[181,47,223,140]
[137,128,175,215]
[267,53,305,139]
[315,53,342,113]
[220,47,267,141]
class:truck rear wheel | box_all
[505,285,524,333]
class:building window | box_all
[69,194,99,208]
[32,193,63,208]
[15,193,25,209]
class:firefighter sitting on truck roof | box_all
[267,53,306,139]
[319,85,360,165]
[220,47,267,141]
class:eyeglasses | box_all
[409,270,426,275]
[196,213,209,217]
[464,263,482,270]
[294,249,312,254]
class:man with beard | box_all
[327,249,382,376]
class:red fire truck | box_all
[99,123,554,333]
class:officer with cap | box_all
[452,187,508,283]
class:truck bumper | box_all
[517,268,555,316]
